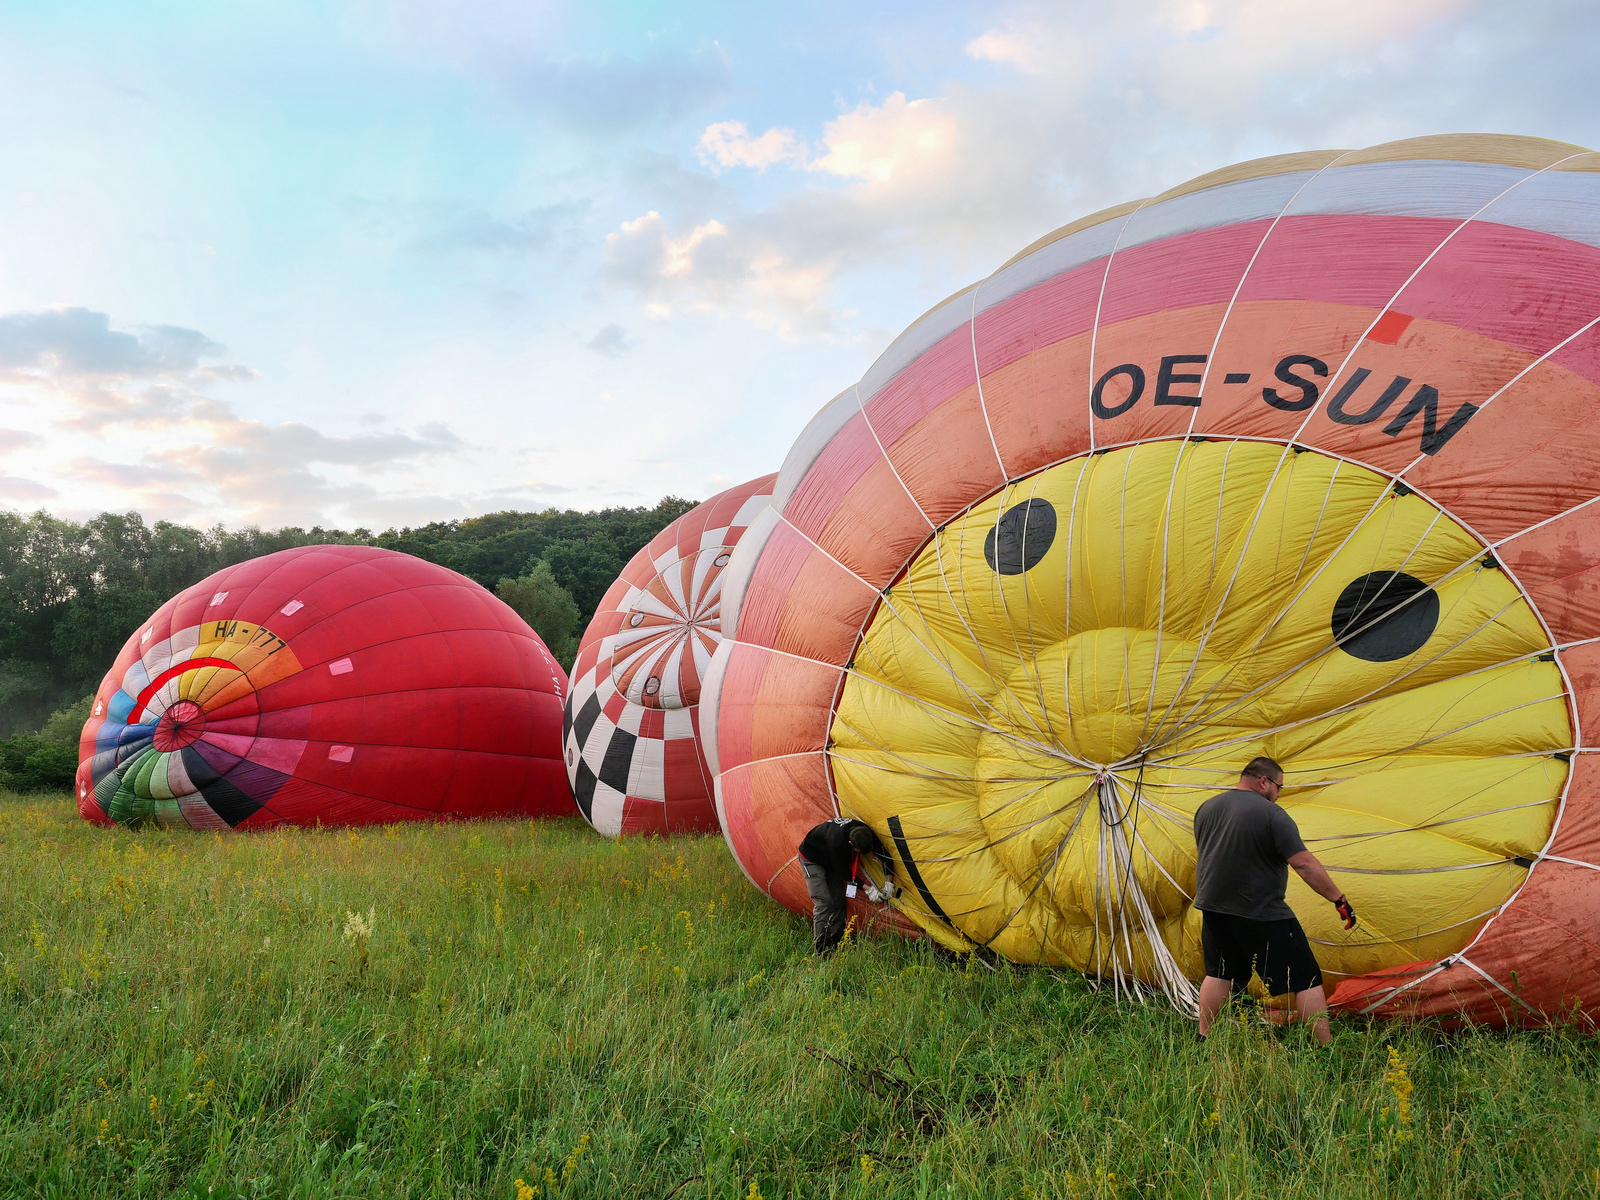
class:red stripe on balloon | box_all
[130,658,242,721]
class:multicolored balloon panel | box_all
[707,134,1600,1025]
[564,474,776,836]
[77,545,573,830]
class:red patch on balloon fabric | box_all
[1366,311,1415,345]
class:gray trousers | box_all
[800,860,848,955]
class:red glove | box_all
[1333,895,1357,930]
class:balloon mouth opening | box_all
[153,699,207,751]
[609,548,731,708]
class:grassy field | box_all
[3,795,1599,1199]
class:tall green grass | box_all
[2,792,1598,1198]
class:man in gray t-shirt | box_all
[1193,756,1356,1045]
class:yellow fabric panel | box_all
[830,439,1571,986]
[859,579,1018,715]
[1264,661,1567,763]
[1130,439,1313,644]
[832,670,981,764]
[1285,755,1563,846]
[1251,568,1549,731]
[1241,512,1487,670]
[917,472,1081,661]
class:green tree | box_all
[497,562,582,670]
[541,532,624,621]
[39,694,94,751]
[0,509,357,734]
[0,733,77,791]
[0,494,700,735]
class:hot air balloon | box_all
[564,475,776,835]
[705,134,1600,1025]
[77,545,572,829]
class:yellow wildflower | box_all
[563,1131,591,1181]
[1382,1044,1415,1144]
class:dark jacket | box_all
[799,817,878,882]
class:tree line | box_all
[0,497,698,787]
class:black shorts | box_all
[1201,911,1323,996]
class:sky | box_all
[1,0,1596,531]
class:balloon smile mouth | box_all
[152,699,207,751]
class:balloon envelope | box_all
[77,545,572,829]
[709,134,1600,1025]
[564,475,776,835]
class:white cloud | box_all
[604,213,732,298]
[810,93,960,184]
[695,97,959,185]
[603,209,840,338]
[697,120,806,172]
[0,306,472,526]
[964,28,1044,72]
[0,428,43,455]
[609,0,1595,346]
[0,475,58,501]
[606,84,1033,336]
[0,307,232,379]
[65,457,173,490]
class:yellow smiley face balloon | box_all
[830,440,1567,989]
[709,136,1600,1026]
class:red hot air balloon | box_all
[564,475,776,836]
[77,545,572,829]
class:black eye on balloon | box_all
[984,498,1057,575]
[1331,571,1440,662]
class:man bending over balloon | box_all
[1194,757,1357,1044]
[797,818,895,956]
